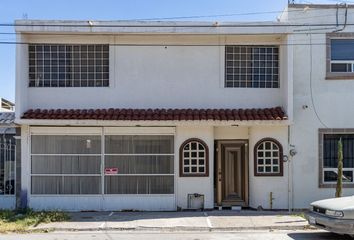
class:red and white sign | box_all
[105,167,118,175]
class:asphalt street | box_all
[0,230,352,240]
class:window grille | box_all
[0,136,15,195]
[28,44,109,87]
[225,45,279,88]
[254,138,283,176]
[180,139,209,177]
[322,134,354,184]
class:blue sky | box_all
[0,0,337,102]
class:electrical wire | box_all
[333,3,349,31]
[5,22,354,27]
[309,33,328,128]
[0,41,335,46]
[0,5,350,38]
[0,7,342,24]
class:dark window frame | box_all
[179,138,209,177]
[254,138,283,177]
[319,129,354,188]
[326,33,354,80]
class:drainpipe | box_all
[288,126,291,213]
[288,125,295,213]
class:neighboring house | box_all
[0,103,17,209]
[13,3,354,211]
[1,98,15,112]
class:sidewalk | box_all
[32,210,309,232]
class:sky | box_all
[0,0,341,102]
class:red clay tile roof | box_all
[22,107,287,121]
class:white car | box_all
[307,196,354,236]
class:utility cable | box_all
[309,33,328,128]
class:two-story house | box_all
[13,3,354,211]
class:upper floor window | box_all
[254,138,283,176]
[29,44,109,87]
[330,39,354,73]
[225,45,279,88]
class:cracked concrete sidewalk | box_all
[32,210,309,232]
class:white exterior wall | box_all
[175,126,214,209]
[285,5,354,208]
[14,19,296,211]
[15,34,290,119]
[249,126,289,209]
[214,126,290,210]
[20,124,289,211]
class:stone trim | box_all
[326,33,354,80]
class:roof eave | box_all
[16,119,291,127]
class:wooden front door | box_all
[216,141,248,207]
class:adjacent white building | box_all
[12,3,354,211]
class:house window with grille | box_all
[321,133,354,185]
[225,45,279,88]
[28,44,109,87]
[254,138,283,176]
[180,138,209,177]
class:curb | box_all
[32,225,312,233]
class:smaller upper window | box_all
[225,45,279,88]
[254,138,283,176]
[179,138,209,177]
[330,39,354,73]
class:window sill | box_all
[319,183,354,188]
[180,174,209,177]
[326,73,354,80]
[254,173,283,177]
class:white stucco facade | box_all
[15,34,292,116]
[283,4,354,208]
[18,124,289,211]
[13,3,354,211]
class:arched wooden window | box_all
[179,138,209,177]
[254,138,283,176]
